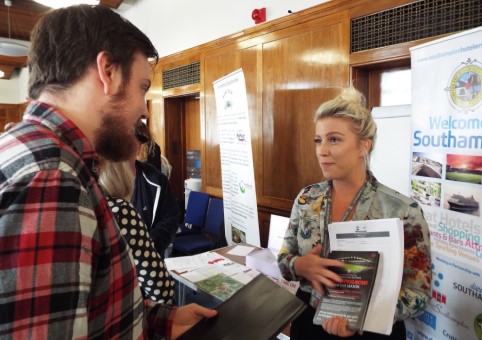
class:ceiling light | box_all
[0,70,5,79]
[34,0,99,8]
[0,38,29,57]
[0,0,29,57]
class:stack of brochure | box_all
[313,250,380,331]
[319,218,405,335]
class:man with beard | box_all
[0,5,216,339]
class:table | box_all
[168,244,261,305]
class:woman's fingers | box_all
[323,316,356,337]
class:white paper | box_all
[169,251,257,283]
[164,252,229,273]
[245,214,290,280]
[328,218,404,335]
[231,268,260,284]
[227,245,256,256]
[183,266,222,282]
[268,215,290,252]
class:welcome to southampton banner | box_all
[407,27,482,340]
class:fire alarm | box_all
[252,8,266,24]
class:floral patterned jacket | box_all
[278,173,431,321]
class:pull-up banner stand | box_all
[213,69,260,247]
[408,27,482,340]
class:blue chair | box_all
[177,191,210,236]
[172,197,226,255]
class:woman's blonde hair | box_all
[98,159,135,200]
[135,121,159,163]
[160,155,172,179]
[314,87,377,170]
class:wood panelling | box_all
[163,84,200,98]
[185,97,201,151]
[160,95,202,201]
[0,0,126,41]
[260,20,349,210]
[0,103,24,132]
[164,98,185,199]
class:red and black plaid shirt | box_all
[0,102,175,339]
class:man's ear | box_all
[96,51,120,95]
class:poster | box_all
[213,69,260,246]
[407,27,482,340]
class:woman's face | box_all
[314,117,369,182]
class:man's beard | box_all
[94,91,137,162]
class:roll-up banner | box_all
[408,27,482,340]
[213,69,260,247]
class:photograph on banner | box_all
[408,26,482,340]
[411,151,444,179]
[443,182,480,217]
[445,154,482,185]
[410,178,442,208]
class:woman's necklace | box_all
[321,180,367,257]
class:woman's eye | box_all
[314,138,322,144]
[329,137,339,143]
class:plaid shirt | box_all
[0,102,175,339]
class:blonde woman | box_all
[99,159,175,304]
[278,88,431,339]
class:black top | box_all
[131,160,180,256]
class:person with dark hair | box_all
[278,88,431,340]
[0,5,215,339]
[132,122,180,257]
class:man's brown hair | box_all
[28,5,158,100]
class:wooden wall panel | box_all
[260,20,349,209]
[203,46,259,195]
[164,98,185,199]
[0,103,24,132]
[148,99,165,155]
[184,97,201,151]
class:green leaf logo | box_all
[239,181,246,193]
[474,313,482,340]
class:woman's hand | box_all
[293,244,344,294]
[322,316,357,337]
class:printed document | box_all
[328,218,404,335]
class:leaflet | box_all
[313,250,380,330]
[327,218,404,335]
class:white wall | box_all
[119,0,330,57]
[0,67,28,104]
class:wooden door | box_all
[164,95,201,203]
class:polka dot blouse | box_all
[107,196,175,304]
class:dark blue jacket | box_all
[131,160,180,256]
